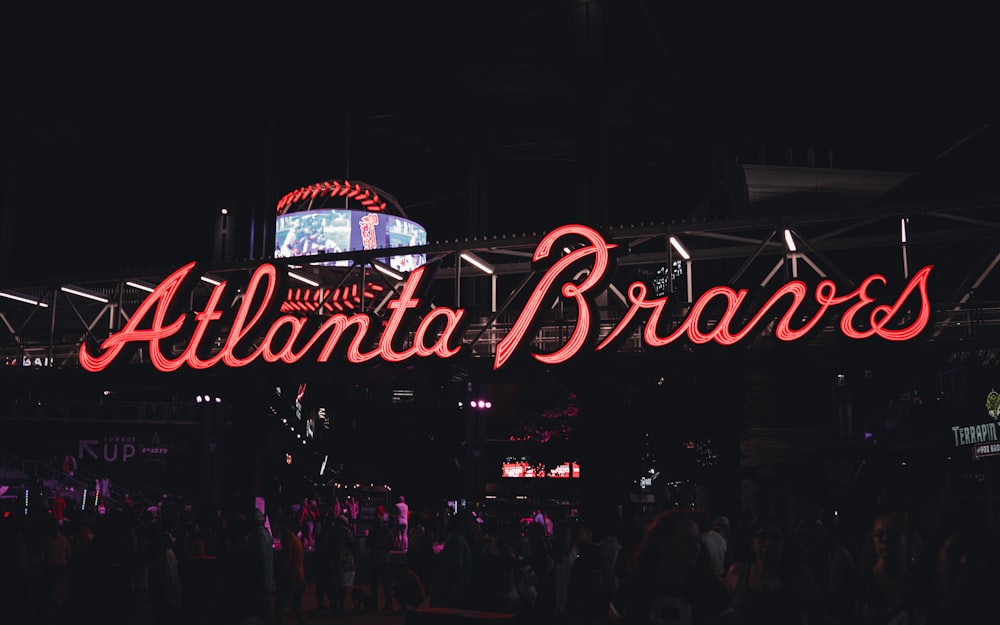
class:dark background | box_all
[2,7,996,283]
[2,7,999,519]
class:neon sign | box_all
[79,224,933,373]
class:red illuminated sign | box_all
[276,179,388,214]
[79,224,933,373]
[501,461,581,478]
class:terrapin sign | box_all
[79,224,933,373]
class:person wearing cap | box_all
[713,516,736,574]
[701,516,730,578]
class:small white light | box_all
[288,271,320,287]
[669,236,690,260]
[203,395,211,402]
[783,229,797,252]
[196,396,203,403]
[460,252,495,275]
[900,217,908,244]
[221,208,229,215]
[60,286,108,303]
[458,402,464,408]
[0,291,48,308]
[126,280,156,293]
[372,262,404,281]
[485,401,492,409]
[200,276,222,286]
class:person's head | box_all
[871,510,910,567]
[631,510,702,575]
[399,496,405,503]
[933,526,985,596]
[711,516,730,538]
[254,508,266,526]
[750,516,787,569]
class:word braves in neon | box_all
[79,224,933,373]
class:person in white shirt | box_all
[394,496,410,551]
[701,516,729,577]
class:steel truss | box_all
[3,200,1000,371]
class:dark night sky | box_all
[1,7,997,285]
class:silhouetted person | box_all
[147,530,182,625]
[39,516,72,623]
[274,524,306,625]
[431,511,475,609]
[610,509,734,624]
[250,509,276,625]
[724,516,827,625]
[313,516,337,610]
[368,513,395,611]
[858,510,919,625]
[888,522,990,625]
[90,508,140,625]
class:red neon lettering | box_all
[835,266,932,340]
[151,281,227,371]
[80,263,466,373]
[80,262,194,372]
[495,225,616,369]
[594,265,933,352]
[79,225,933,374]
[258,316,313,362]
[220,264,281,367]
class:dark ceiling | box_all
[2,5,996,283]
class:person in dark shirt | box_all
[888,522,991,625]
[610,509,734,625]
[724,516,828,625]
[857,510,919,625]
[368,514,395,611]
[274,524,306,625]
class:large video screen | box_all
[501,461,581,479]
[275,209,427,271]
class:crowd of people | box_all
[0,490,995,624]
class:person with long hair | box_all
[723,516,828,625]
[430,511,475,609]
[887,521,990,625]
[610,509,734,624]
[857,510,919,625]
